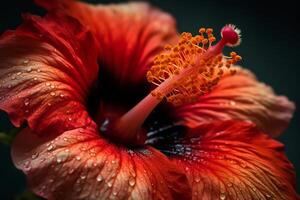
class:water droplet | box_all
[63,137,68,141]
[113,191,117,196]
[23,60,29,64]
[33,77,38,81]
[68,117,72,121]
[60,94,64,98]
[37,69,41,73]
[50,85,55,89]
[220,193,226,200]
[27,68,32,72]
[68,169,74,174]
[31,153,39,160]
[24,100,30,106]
[107,181,113,188]
[129,177,136,186]
[111,160,116,164]
[229,101,236,106]
[96,175,103,182]
[76,156,81,161]
[194,177,200,183]
[50,92,56,96]
[47,145,54,151]
[80,175,86,180]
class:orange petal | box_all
[12,127,191,200]
[36,0,178,84]
[0,12,98,135]
[158,120,299,199]
[174,67,295,136]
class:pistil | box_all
[112,25,242,145]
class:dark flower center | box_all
[86,60,176,147]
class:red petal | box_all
[36,0,178,84]
[161,121,298,199]
[0,12,98,135]
[12,127,191,200]
[174,67,295,136]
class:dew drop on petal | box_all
[47,145,54,151]
[194,176,200,183]
[31,152,39,160]
[128,177,136,187]
[24,100,30,106]
[229,100,236,106]
[76,156,81,161]
[220,193,226,200]
[68,169,74,175]
[96,175,103,182]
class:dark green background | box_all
[0,0,299,199]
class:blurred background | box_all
[0,0,299,199]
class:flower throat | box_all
[109,25,242,145]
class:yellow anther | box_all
[199,28,206,34]
[202,39,208,44]
[209,37,216,43]
[164,44,172,51]
[235,55,242,61]
[147,26,242,106]
[230,51,237,57]
[206,28,213,34]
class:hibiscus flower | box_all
[0,0,298,199]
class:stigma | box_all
[147,24,242,106]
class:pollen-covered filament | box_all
[147,27,242,106]
[114,25,242,145]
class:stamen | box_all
[113,25,242,145]
[147,25,242,106]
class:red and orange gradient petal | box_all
[161,121,298,199]
[174,67,295,137]
[0,12,98,135]
[12,127,191,200]
[36,0,178,84]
